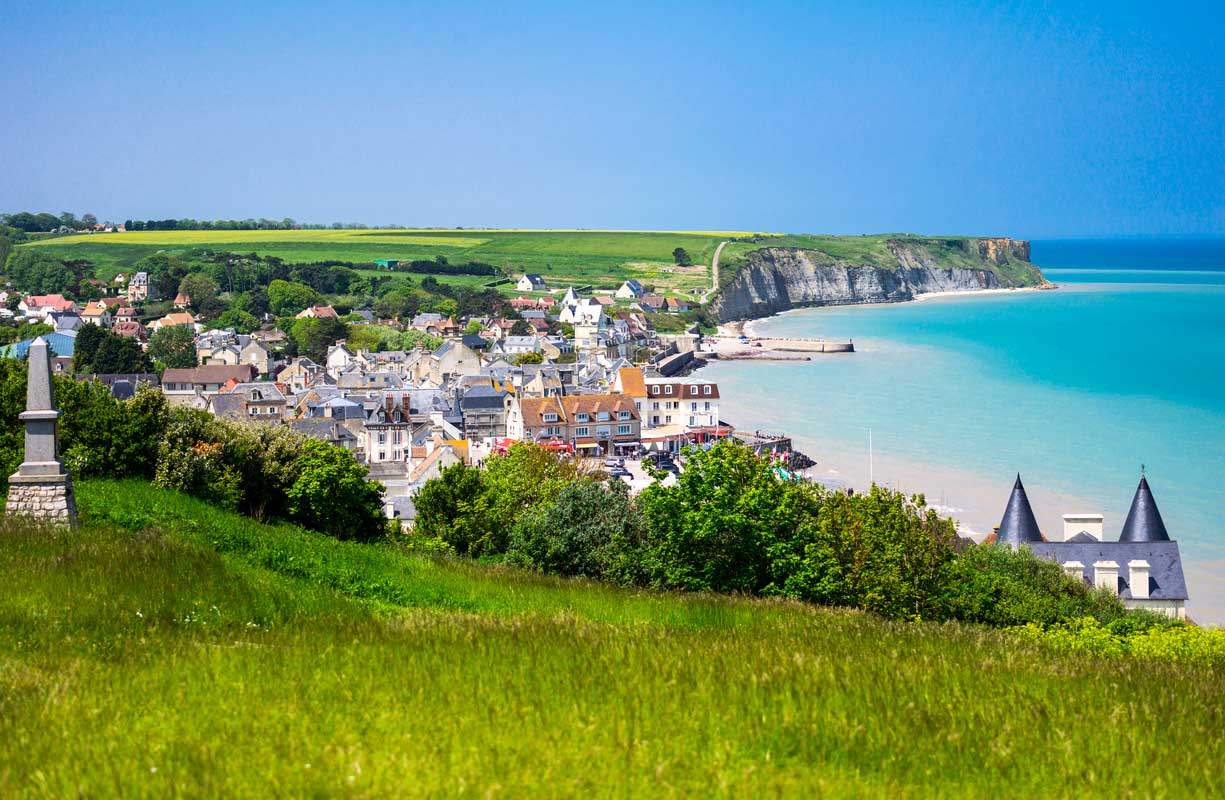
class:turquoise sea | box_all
[704,239,1225,623]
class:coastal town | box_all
[0,270,808,523]
[0,264,1190,619]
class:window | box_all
[576,412,590,423]
[665,415,672,424]
[650,385,660,396]
[652,402,660,410]
[690,402,697,411]
[597,411,610,422]
[690,386,698,396]
[704,385,712,395]
[543,412,558,423]
[689,416,695,426]
[393,431,402,444]
[617,424,631,435]
[704,401,710,411]
[377,432,387,444]
[665,385,673,395]
[575,426,590,437]
[618,410,631,420]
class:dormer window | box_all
[597,411,610,422]
[665,386,673,395]
[543,412,558,423]
[576,413,590,423]
[618,410,631,420]
[690,386,698,396]
[651,386,660,395]
[704,385,712,395]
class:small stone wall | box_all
[6,476,78,526]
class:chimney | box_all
[1062,561,1085,583]
[1061,514,1103,542]
[1093,560,1119,594]
[1128,560,1151,599]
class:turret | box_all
[996,474,1043,545]
[1118,476,1170,542]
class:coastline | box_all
[700,275,1223,624]
[717,284,1052,339]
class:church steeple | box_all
[997,474,1043,545]
[1119,475,1170,542]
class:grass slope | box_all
[22,230,746,295]
[3,480,1220,797]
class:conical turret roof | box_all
[997,474,1043,545]
[1118,476,1170,542]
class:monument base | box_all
[6,471,78,527]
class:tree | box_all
[138,253,190,300]
[5,251,72,294]
[72,324,108,372]
[637,440,821,594]
[507,478,646,584]
[286,439,385,541]
[464,319,483,336]
[510,319,532,336]
[90,334,152,374]
[267,279,319,316]
[147,325,198,369]
[0,233,12,272]
[212,309,259,333]
[177,273,218,310]
[783,484,959,620]
[672,247,692,266]
[290,317,348,362]
[373,290,411,320]
[233,287,270,318]
[514,352,543,365]
[398,329,443,351]
[412,462,491,555]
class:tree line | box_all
[411,440,1153,630]
[0,360,385,540]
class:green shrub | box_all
[1012,617,1225,669]
[939,544,1128,626]
[506,478,646,584]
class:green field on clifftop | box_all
[19,229,1043,298]
[0,480,1220,798]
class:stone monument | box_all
[5,337,77,525]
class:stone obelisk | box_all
[5,337,77,526]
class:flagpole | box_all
[868,428,873,486]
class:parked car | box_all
[609,466,631,478]
[604,457,625,468]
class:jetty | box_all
[700,335,854,361]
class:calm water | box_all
[705,238,1225,622]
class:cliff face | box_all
[712,238,1042,322]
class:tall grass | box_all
[1,480,1222,797]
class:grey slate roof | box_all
[461,384,509,411]
[1029,540,1188,601]
[997,475,1044,545]
[1119,476,1171,542]
[287,418,359,443]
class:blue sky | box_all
[2,0,1222,237]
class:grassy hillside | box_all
[2,480,1222,797]
[21,230,753,295]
